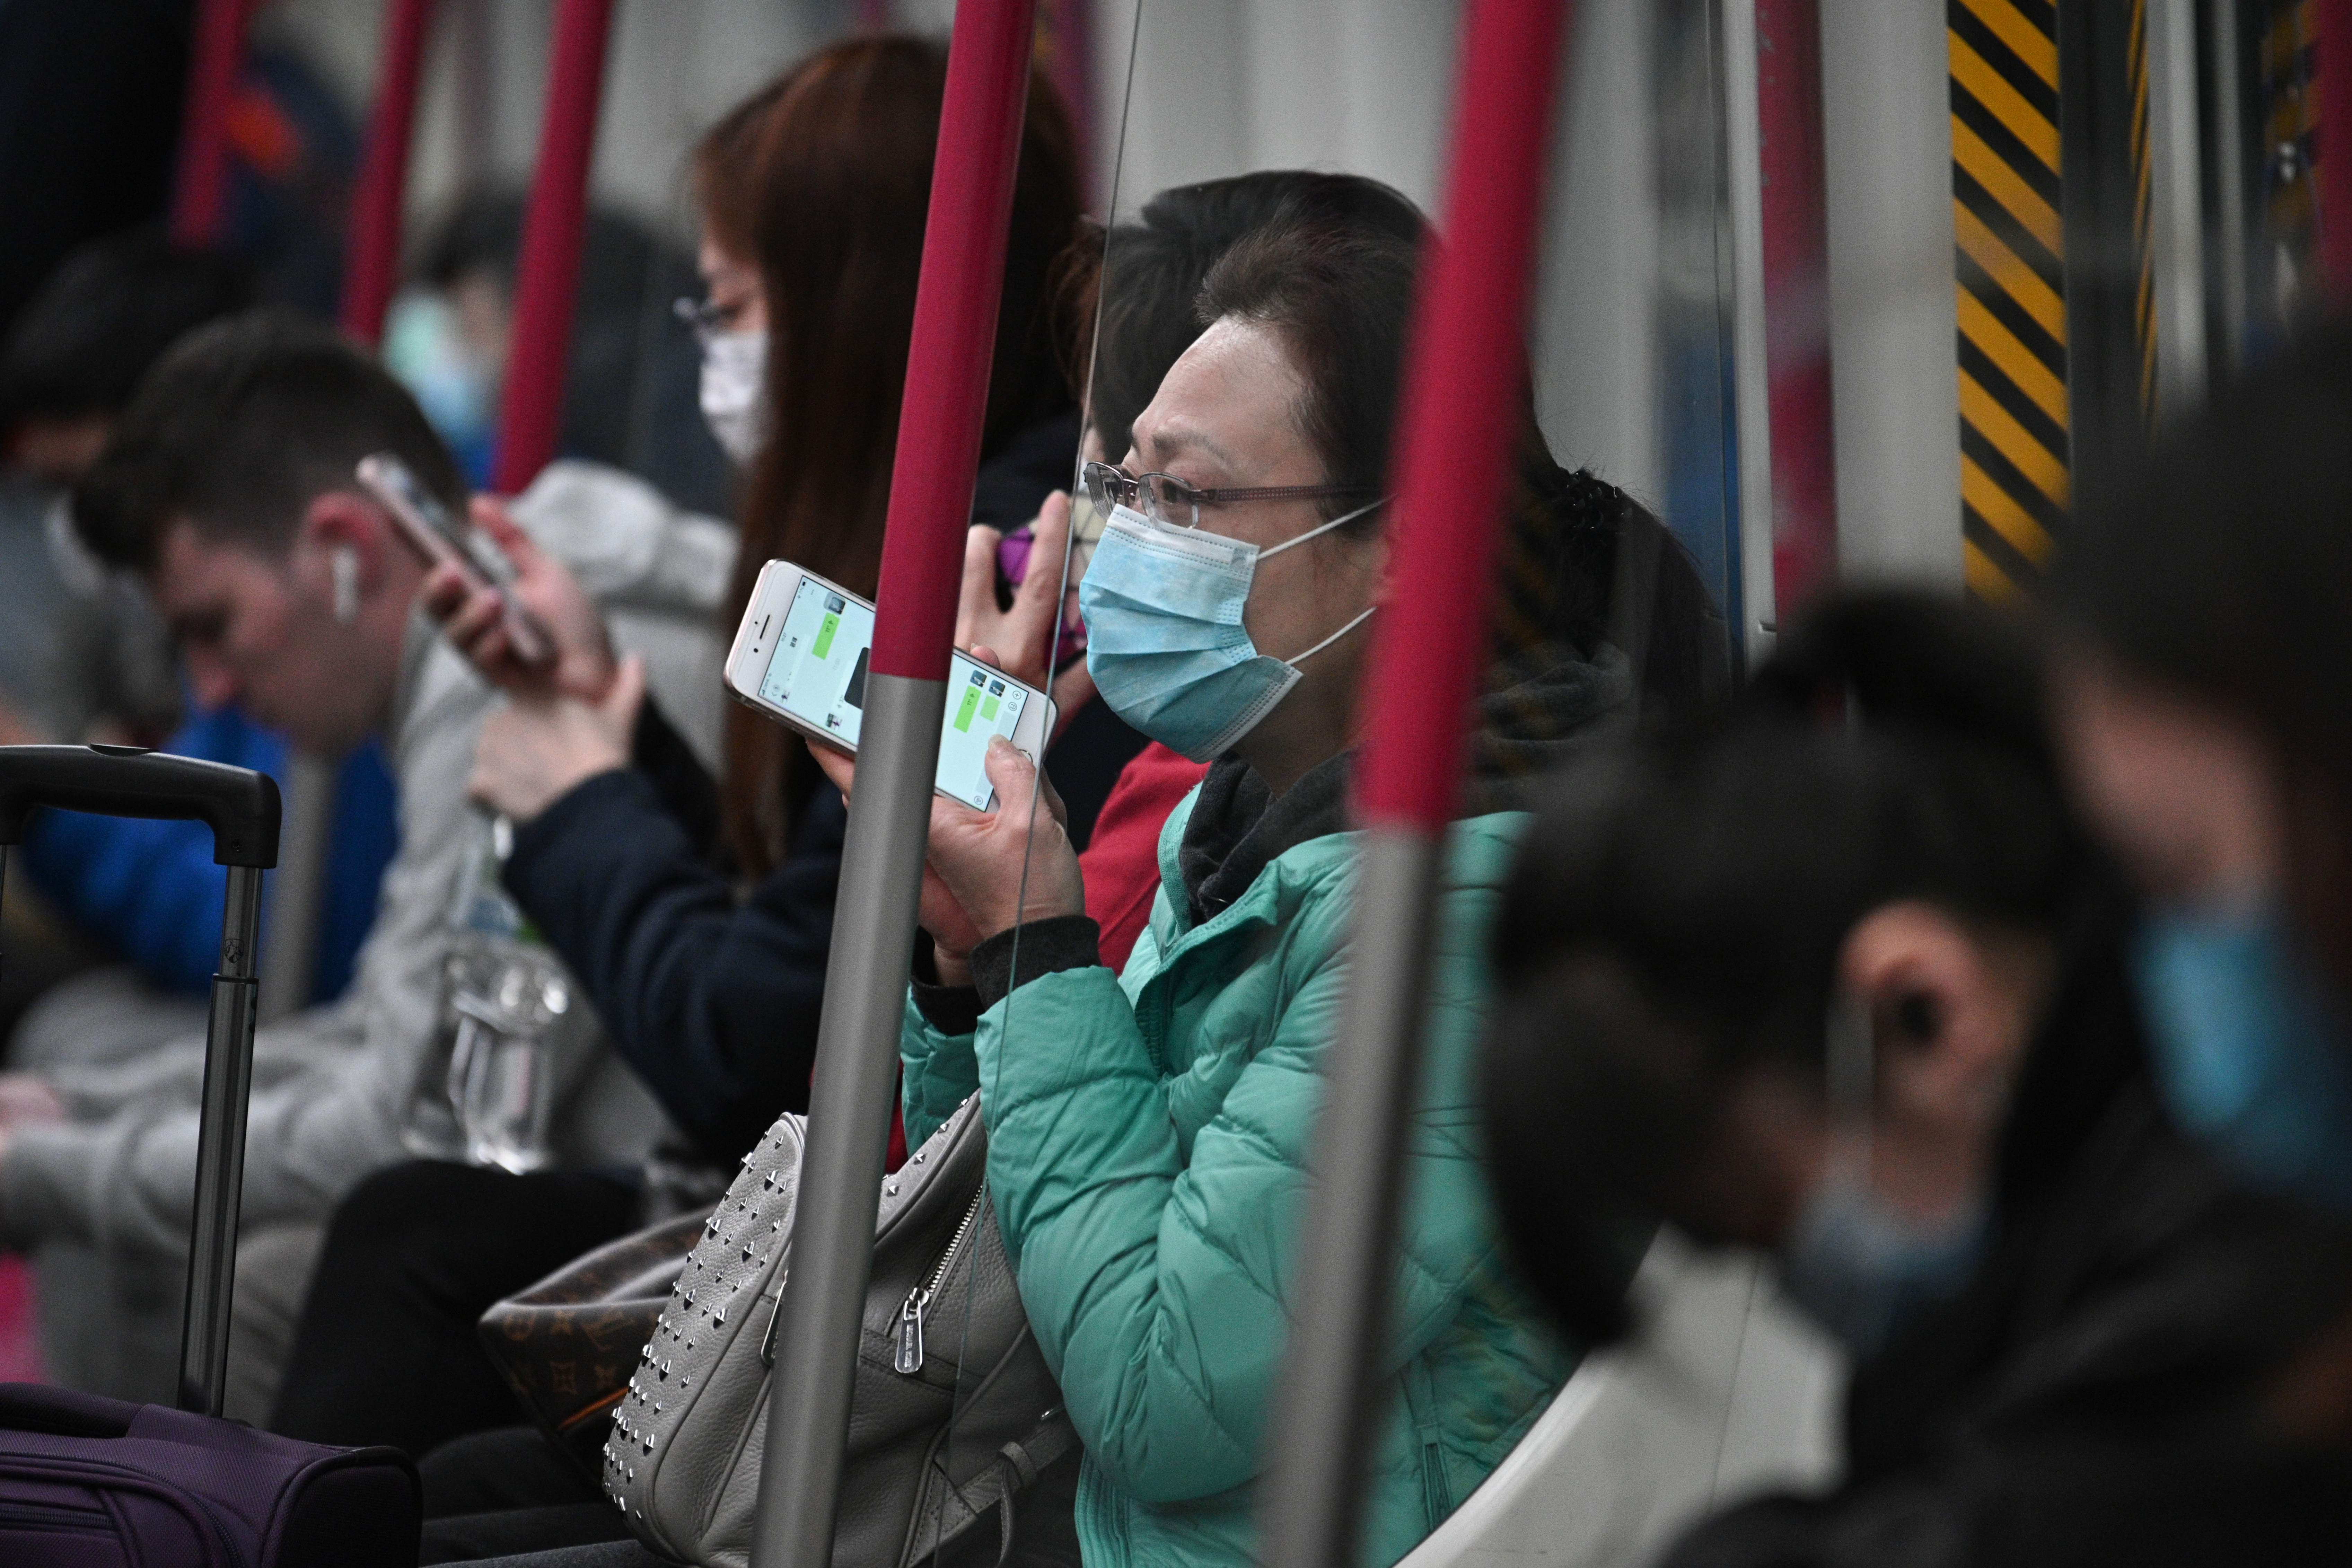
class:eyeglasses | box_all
[673,295,752,342]
[1080,460,1376,529]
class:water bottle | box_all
[404,811,572,1172]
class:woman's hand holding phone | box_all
[420,497,618,701]
[807,644,1083,987]
[957,493,1097,735]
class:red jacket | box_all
[1079,742,1210,971]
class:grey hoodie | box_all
[0,460,736,1260]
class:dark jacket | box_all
[1666,950,2352,1568]
[505,699,841,1166]
[503,413,1138,1166]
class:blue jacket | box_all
[23,707,398,1002]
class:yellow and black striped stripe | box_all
[1950,0,2068,604]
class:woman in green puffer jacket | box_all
[828,210,1728,1568]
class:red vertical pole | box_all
[749,5,1040,1567]
[340,0,440,347]
[1262,6,1572,1567]
[2319,0,2352,301]
[868,2,1040,681]
[1352,0,1573,835]
[1757,0,1839,611]
[170,0,253,247]
[491,0,617,495]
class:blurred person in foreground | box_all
[2044,321,2352,1534]
[1483,592,2352,1567]
[0,311,728,1416]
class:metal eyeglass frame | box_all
[1080,459,1375,529]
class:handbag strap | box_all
[984,1408,1079,1568]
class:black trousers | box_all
[269,1160,641,1460]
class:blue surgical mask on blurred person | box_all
[1078,501,1378,762]
[1779,1162,1987,1357]
[697,328,768,467]
[2134,901,2352,1213]
[383,293,494,471]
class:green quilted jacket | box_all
[899,790,1574,1568]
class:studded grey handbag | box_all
[604,1095,1076,1568]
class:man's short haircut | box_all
[0,230,249,432]
[73,309,466,573]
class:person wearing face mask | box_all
[2049,323,2352,1217]
[1482,591,2352,1568]
[2041,321,2352,1553]
[264,37,1094,1499]
[813,211,1725,1568]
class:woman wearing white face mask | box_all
[278,38,1095,1506]
[679,230,769,468]
[1483,593,2352,1568]
[817,216,1725,1568]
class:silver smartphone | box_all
[356,453,554,667]
[724,559,1055,811]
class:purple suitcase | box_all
[0,745,421,1566]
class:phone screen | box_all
[757,576,1030,810]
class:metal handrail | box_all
[493,0,618,496]
[748,5,1044,1565]
[169,0,253,247]
[340,0,440,349]
[1258,4,1576,1566]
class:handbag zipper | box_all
[894,1186,989,1375]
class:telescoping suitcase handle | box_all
[0,745,282,1417]
[0,743,280,866]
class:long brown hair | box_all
[697,37,1083,870]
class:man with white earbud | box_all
[0,311,733,1420]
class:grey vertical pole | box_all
[178,861,264,1416]
[1260,5,1574,1566]
[747,2,1040,1563]
[2145,0,2209,416]
[2207,0,2248,375]
[257,751,335,1022]
[747,675,945,1568]
[1719,0,1779,667]
[1261,835,1449,1568]
[1818,0,1961,587]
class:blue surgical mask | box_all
[1780,1161,1987,1357]
[382,292,494,472]
[2134,903,2352,1213]
[1078,501,1379,762]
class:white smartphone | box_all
[726,560,1054,811]
[356,452,554,667]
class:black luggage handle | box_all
[0,744,279,1417]
[0,745,281,868]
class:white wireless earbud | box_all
[331,546,362,625]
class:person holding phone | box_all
[269,36,1094,1475]
[837,216,1727,1568]
[0,311,726,1420]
